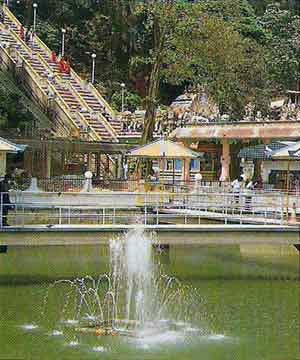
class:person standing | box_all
[0,174,12,227]
[231,176,243,210]
[19,25,24,41]
[244,178,257,212]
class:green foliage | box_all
[0,88,34,130]
[8,0,299,117]
[261,4,300,89]
[111,91,142,112]
[163,10,270,117]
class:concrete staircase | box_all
[0,5,120,142]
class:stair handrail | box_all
[98,112,119,142]
[3,5,117,140]
[68,81,118,141]
[70,68,115,118]
[76,112,102,141]
[4,6,116,118]
[34,54,100,140]
[3,4,22,28]
[17,54,79,134]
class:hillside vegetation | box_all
[8,0,300,142]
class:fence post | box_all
[156,194,159,225]
[144,204,147,225]
[280,192,284,226]
[59,207,62,225]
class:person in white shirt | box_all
[244,179,257,211]
[231,176,244,207]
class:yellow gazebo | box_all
[126,139,203,183]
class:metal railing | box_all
[13,177,297,194]
[0,190,297,229]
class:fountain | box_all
[43,228,198,339]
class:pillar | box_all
[95,153,101,178]
[24,149,34,176]
[117,155,123,179]
[220,139,230,181]
[0,152,7,177]
[181,158,191,182]
[44,147,52,178]
[87,153,93,172]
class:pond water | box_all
[0,238,299,360]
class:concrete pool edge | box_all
[0,224,299,246]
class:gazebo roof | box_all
[126,139,203,159]
[0,137,26,153]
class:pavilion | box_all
[126,139,203,182]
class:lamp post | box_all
[33,3,38,33]
[61,28,66,57]
[91,53,96,84]
[121,83,125,112]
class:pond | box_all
[0,235,299,360]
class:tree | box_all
[136,1,269,146]
[165,12,269,117]
[261,4,300,90]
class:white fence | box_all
[0,189,296,228]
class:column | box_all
[24,149,34,176]
[117,155,123,179]
[87,153,93,172]
[95,153,100,178]
[0,152,7,177]
[220,139,230,181]
[45,147,52,178]
[181,158,191,182]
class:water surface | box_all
[0,243,299,359]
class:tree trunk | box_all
[230,142,243,180]
[140,9,168,146]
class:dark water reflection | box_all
[0,243,299,359]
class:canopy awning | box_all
[238,141,295,160]
[170,122,300,140]
[126,139,203,159]
[272,141,300,160]
[0,137,26,153]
